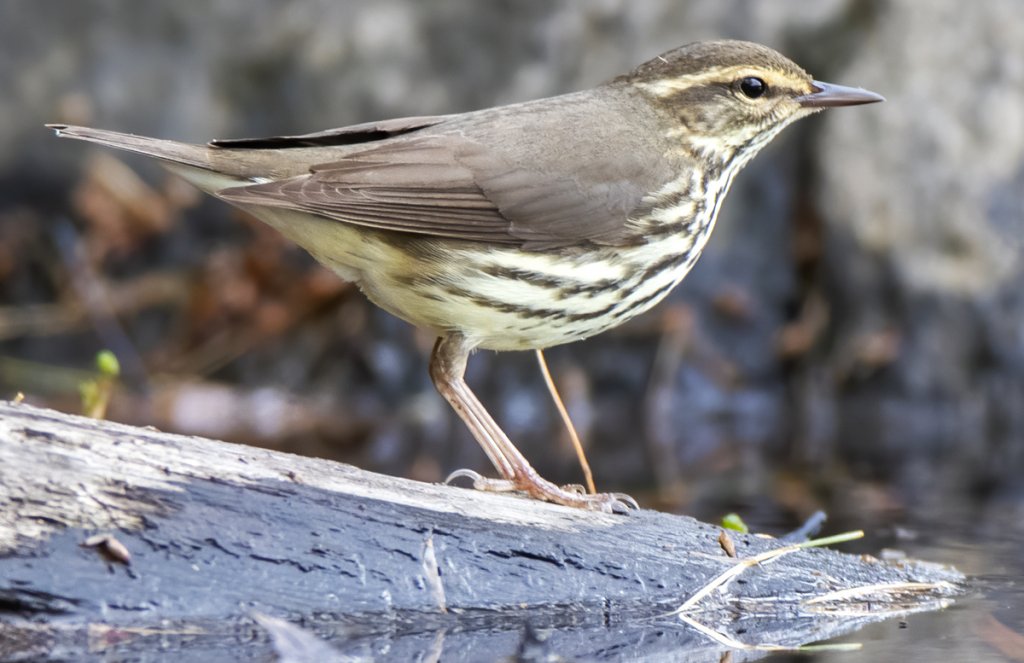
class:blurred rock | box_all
[811,0,1024,494]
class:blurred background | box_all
[3,0,1024,544]
[4,0,1024,659]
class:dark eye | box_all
[739,77,767,99]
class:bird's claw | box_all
[445,469,520,493]
[609,492,640,512]
[444,468,484,486]
[444,468,640,514]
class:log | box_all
[0,401,962,662]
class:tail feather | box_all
[47,124,214,172]
[46,124,276,193]
[47,123,347,193]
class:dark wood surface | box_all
[0,402,962,662]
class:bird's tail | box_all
[47,124,259,192]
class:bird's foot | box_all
[445,469,639,514]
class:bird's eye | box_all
[739,77,767,99]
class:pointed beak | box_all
[796,81,885,108]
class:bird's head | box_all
[620,40,883,165]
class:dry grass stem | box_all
[670,530,865,616]
[536,349,595,494]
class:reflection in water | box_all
[693,488,1024,663]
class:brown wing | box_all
[216,94,675,250]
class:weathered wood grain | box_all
[0,402,962,662]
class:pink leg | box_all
[429,334,638,513]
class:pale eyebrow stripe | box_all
[635,66,805,98]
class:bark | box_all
[0,402,962,662]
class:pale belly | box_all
[252,207,707,351]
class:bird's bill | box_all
[796,81,885,108]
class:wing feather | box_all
[209,115,454,149]
[216,93,675,249]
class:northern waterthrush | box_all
[49,40,882,512]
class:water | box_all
[734,500,1024,662]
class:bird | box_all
[48,40,883,513]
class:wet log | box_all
[0,401,962,662]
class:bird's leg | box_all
[429,333,638,513]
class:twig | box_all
[535,349,595,494]
[803,581,959,609]
[669,530,865,616]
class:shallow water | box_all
[740,501,1024,663]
